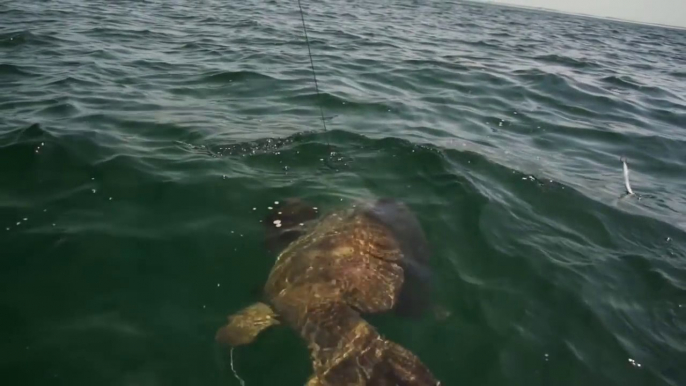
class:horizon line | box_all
[467,0,686,31]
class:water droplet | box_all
[23,218,27,221]
[16,222,20,225]
[52,223,56,227]
[109,197,112,200]
[268,206,273,210]
[252,207,257,211]
[274,201,279,205]
[92,189,96,193]
[217,283,221,287]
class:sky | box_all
[490,0,686,28]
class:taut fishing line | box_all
[225,5,336,384]
[297,0,329,137]
[230,347,246,386]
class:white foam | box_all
[622,158,634,195]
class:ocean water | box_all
[1,0,685,385]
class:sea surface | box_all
[1,0,685,385]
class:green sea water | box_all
[1,0,685,385]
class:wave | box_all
[0,31,34,47]
[0,63,34,77]
[201,70,277,84]
[534,53,599,69]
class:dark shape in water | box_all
[362,198,432,318]
[216,198,440,385]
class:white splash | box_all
[621,157,634,195]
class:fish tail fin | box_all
[383,340,440,385]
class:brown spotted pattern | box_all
[218,203,440,385]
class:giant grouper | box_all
[216,197,440,385]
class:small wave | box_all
[0,63,33,77]
[599,75,676,99]
[463,39,501,49]
[534,54,597,69]
[488,31,514,38]
[0,123,54,150]
[36,102,80,118]
[126,59,176,72]
[0,31,34,47]
[202,70,276,84]
[601,75,644,90]
[44,75,99,89]
[202,134,304,157]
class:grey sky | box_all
[492,0,686,28]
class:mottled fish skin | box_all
[219,198,440,385]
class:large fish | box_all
[216,198,440,385]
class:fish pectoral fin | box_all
[305,375,323,386]
[215,302,279,347]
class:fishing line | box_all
[296,0,329,137]
[230,347,246,386]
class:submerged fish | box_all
[216,197,440,385]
